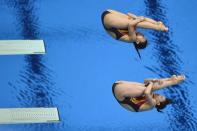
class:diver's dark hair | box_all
[155,98,172,113]
[133,40,148,49]
[133,33,148,59]
[134,32,148,49]
[133,41,147,59]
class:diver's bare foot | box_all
[164,27,169,32]
[157,21,168,32]
[171,75,186,82]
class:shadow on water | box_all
[144,0,197,130]
[4,0,64,130]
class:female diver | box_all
[112,75,185,112]
[101,9,168,58]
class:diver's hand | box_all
[137,16,145,21]
[127,13,138,19]
[144,79,163,85]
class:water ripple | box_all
[4,0,65,130]
[144,0,197,130]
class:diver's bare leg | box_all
[144,17,158,24]
[136,21,168,31]
[144,75,185,91]
[127,12,164,25]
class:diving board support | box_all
[0,40,45,55]
[0,108,60,124]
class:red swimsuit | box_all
[120,96,147,112]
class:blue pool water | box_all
[0,0,197,131]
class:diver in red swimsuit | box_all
[101,9,168,58]
[112,75,185,112]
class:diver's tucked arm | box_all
[128,24,137,41]
[144,82,156,106]
[127,13,138,19]
[128,17,144,41]
[129,17,145,25]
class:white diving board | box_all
[0,40,45,55]
[0,107,60,124]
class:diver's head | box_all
[134,32,147,49]
[154,94,172,113]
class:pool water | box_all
[0,0,197,131]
